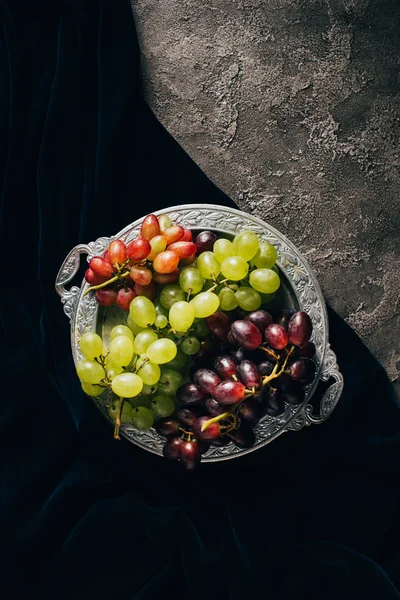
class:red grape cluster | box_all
[156,308,315,470]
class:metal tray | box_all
[55,204,344,461]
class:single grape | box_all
[153,251,180,274]
[192,339,218,364]
[111,372,143,397]
[116,288,136,311]
[81,382,105,397]
[288,358,316,384]
[162,348,188,371]
[146,338,177,364]
[274,308,295,330]
[229,424,255,448]
[155,315,168,329]
[288,312,313,347]
[197,252,221,279]
[127,316,146,335]
[180,440,201,470]
[155,417,180,437]
[281,378,305,405]
[193,369,221,394]
[190,319,209,338]
[213,355,238,378]
[233,230,259,261]
[249,268,280,294]
[129,265,153,285]
[192,416,221,441]
[158,214,173,232]
[235,287,262,311]
[195,231,217,255]
[131,406,154,430]
[126,238,151,261]
[177,383,206,406]
[167,241,197,259]
[133,281,158,300]
[213,238,234,262]
[181,228,193,241]
[76,359,105,384]
[264,324,289,350]
[137,360,161,386]
[264,387,285,416]
[110,325,134,342]
[237,360,261,388]
[108,240,127,265]
[89,256,114,279]
[141,214,160,241]
[140,383,158,396]
[163,436,184,460]
[181,336,201,355]
[163,225,185,245]
[133,329,158,355]
[298,341,316,358]
[230,320,262,350]
[147,235,167,261]
[176,407,200,427]
[107,365,124,380]
[238,397,262,423]
[169,301,195,333]
[95,288,116,307]
[205,397,226,417]
[79,332,103,359]
[220,256,249,281]
[212,380,246,404]
[85,268,108,286]
[109,335,134,366]
[157,369,184,396]
[108,400,132,423]
[179,253,197,267]
[160,284,186,310]
[245,310,273,334]
[150,395,175,418]
[250,240,277,269]
[205,311,230,339]
[129,296,156,327]
[258,360,275,376]
[179,267,204,295]
[153,269,180,285]
[190,291,220,318]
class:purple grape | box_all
[155,418,180,437]
[180,440,201,470]
[192,416,221,441]
[229,347,246,362]
[213,355,238,379]
[229,424,255,448]
[237,360,261,388]
[176,407,201,427]
[298,341,316,358]
[238,397,263,423]
[264,324,289,350]
[264,388,285,416]
[205,397,226,417]
[230,320,262,351]
[193,368,222,394]
[288,311,313,347]
[192,340,218,364]
[282,380,305,405]
[195,231,217,255]
[245,310,273,333]
[163,436,184,460]
[206,311,230,339]
[275,308,295,330]
[177,383,206,406]
[288,358,316,384]
[212,380,246,405]
[258,360,275,376]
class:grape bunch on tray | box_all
[76,212,315,469]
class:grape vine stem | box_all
[262,345,294,386]
[201,411,230,432]
[114,397,125,440]
[84,271,130,296]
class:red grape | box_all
[264,388,285,416]
[141,214,160,241]
[155,418,180,437]
[95,288,117,306]
[180,440,201,470]
[177,383,206,406]
[206,312,230,339]
[126,238,151,261]
[275,308,295,331]
[213,355,238,379]
[230,320,262,351]
[153,251,180,274]
[179,253,196,267]
[103,249,110,262]
[153,269,180,284]
[133,281,157,300]
[258,360,275,376]
[108,240,127,265]
[195,231,217,255]
[89,256,114,279]
[192,340,218,364]
[129,265,153,285]
[205,398,226,417]
[298,341,316,359]
[163,436,184,460]
[193,369,221,394]
[237,360,261,388]
[163,226,185,245]
[288,312,313,347]
[212,380,246,404]
[238,397,262,423]
[264,324,289,350]
[176,407,200,427]
[229,424,255,448]
[192,416,221,441]
[245,310,273,333]
[288,358,316,384]
[85,268,108,286]
[116,287,136,311]
[181,229,193,242]
[167,241,197,259]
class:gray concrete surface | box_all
[131,0,400,395]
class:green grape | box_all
[111,372,143,397]
[129,296,156,327]
[251,240,278,269]
[190,291,220,318]
[213,238,234,262]
[107,365,124,380]
[158,213,173,232]
[260,292,276,304]
[131,406,154,430]
[158,369,184,396]
[76,360,105,384]
[232,231,259,261]
[162,347,187,371]
[218,287,238,311]
[155,315,168,329]
[108,401,132,423]
[109,335,134,367]
[190,318,209,337]
[127,316,146,335]
[159,284,185,310]
[169,301,195,333]
[136,358,161,386]
[271,265,279,275]
[79,332,103,359]
[197,252,220,279]
[179,267,204,295]
[181,336,201,355]
[133,329,158,355]
[150,395,175,418]
[110,325,134,342]
[235,287,261,311]
[154,299,169,318]
[249,268,280,294]
[220,256,249,281]
[141,383,158,396]
[146,338,177,364]
[81,382,105,397]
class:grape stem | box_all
[84,270,130,296]
[201,411,230,432]
[113,397,125,440]
[187,289,192,302]
[262,345,294,386]
[260,346,280,361]
[232,374,238,381]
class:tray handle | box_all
[55,243,91,324]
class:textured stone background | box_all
[131,0,400,396]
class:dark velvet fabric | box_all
[1,1,399,598]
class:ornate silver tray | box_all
[55,204,344,461]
